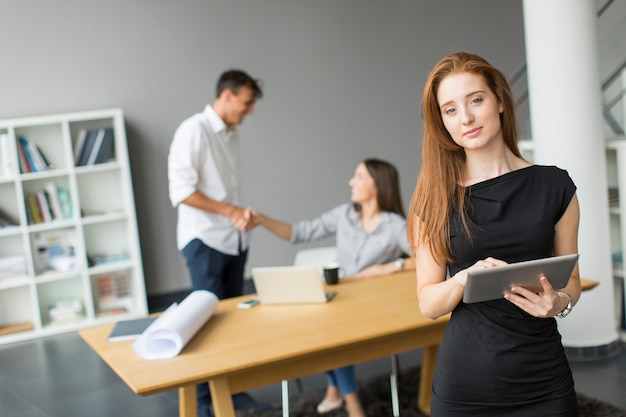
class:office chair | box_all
[281,246,402,417]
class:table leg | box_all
[418,344,438,416]
[179,384,197,417]
[209,377,236,417]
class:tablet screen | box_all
[462,253,579,303]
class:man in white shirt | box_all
[168,69,267,416]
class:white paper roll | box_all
[132,290,218,360]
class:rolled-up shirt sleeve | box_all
[291,205,344,244]
[168,120,203,207]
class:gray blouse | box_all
[291,203,409,277]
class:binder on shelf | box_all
[74,129,88,163]
[94,127,115,164]
[76,129,98,166]
[75,127,115,166]
[85,128,106,166]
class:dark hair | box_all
[216,70,263,99]
[354,158,405,217]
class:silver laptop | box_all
[251,265,337,305]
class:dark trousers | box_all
[182,238,247,298]
[181,238,248,417]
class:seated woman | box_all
[251,158,413,417]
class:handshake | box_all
[230,206,261,232]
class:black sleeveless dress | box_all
[430,165,579,417]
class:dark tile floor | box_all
[0,331,424,417]
[1,287,625,417]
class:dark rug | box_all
[236,366,626,417]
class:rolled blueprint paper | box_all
[132,290,218,359]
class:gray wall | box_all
[0,0,525,295]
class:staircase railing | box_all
[513,0,625,137]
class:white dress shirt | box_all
[168,105,247,254]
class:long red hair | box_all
[408,52,521,264]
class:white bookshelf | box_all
[606,138,626,342]
[520,137,626,341]
[0,108,147,344]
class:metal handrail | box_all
[598,0,616,17]
[514,0,625,135]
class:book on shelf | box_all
[48,298,83,324]
[17,140,32,173]
[32,229,79,274]
[26,194,42,224]
[18,137,52,172]
[74,129,88,162]
[85,128,106,166]
[25,184,72,225]
[35,191,52,223]
[88,251,131,267]
[95,272,131,300]
[94,127,115,164]
[609,187,619,208]
[18,137,37,172]
[43,182,63,220]
[93,272,134,315]
[27,137,52,171]
[34,143,52,170]
[0,207,18,228]
[76,129,97,166]
[0,255,27,281]
[0,322,34,336]
[0,133,15,178]
[75,127,115,166]
[57,187,73,219]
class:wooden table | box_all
[79,273,599,417]
[79,271,448,417]
[581,278,599,291]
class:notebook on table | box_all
[107,317,157,342]
[251,265,336,305]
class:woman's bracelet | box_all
[555,291,573,318]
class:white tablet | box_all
[462,253,579,303]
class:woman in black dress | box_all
[408,52,582,416]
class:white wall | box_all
[0,0,525,295]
